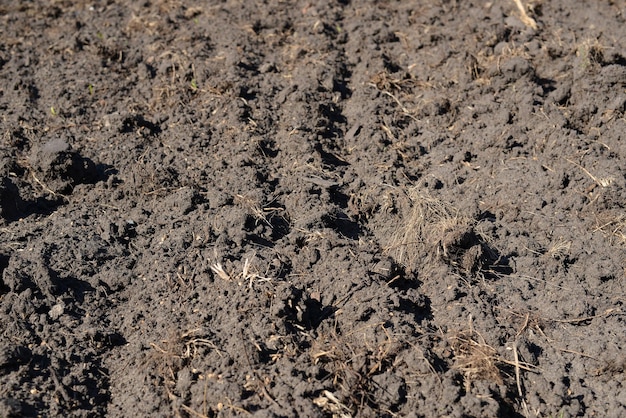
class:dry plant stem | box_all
[29,171,69,202]
[566,158,614,188]
[512,0,537,30]
[556,347,598,359]
[180,404,211,418]
[593,216,626,244]
[313,390,352,418]
[239,330,280,408]
[551,308,622,324]
[512,343,523,398]
[210,263,231,281]
[505,309,609,361]
[498,357,537,373]
[516,312,530,339]
[511,343,531,418]
[211,257,273,288]
[30,172,57,196]
[381,90,418,122]
[492,271,572,291]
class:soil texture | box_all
[1,1,625,417]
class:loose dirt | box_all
[1,1,625,417]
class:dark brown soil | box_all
[1,1,625,417]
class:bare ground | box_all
[1,1,625,417]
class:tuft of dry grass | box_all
[210,256,274,289]
[546,237,572,260]
[576,38,606,68]
[449,327,504,391]
[386,188,476,273]
[368,70,425,93]
[147,327,222,412]
[592,210,626,246]
[150,328,221,362]
[310,324,402,416]
[448,316,539,410]
[235,193,288,228]
[367,70,433,122]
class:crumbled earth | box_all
[1,1,625,417]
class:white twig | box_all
[513,0,537,30]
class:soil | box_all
[1,1,625,417]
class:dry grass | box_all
[593,213,626,245]
[576,38,606,68]
[512,0,538,30]
[148,328,221,411]
[546,237,572,260]
[310,323,402,416]
[448,316,538,403]
[313,390,352,418]
[235,193,289,231]
[566,158,614,188]
[150,328,221,362]
[149,329,238,417]
[449,328,504,390]
[210,256,274,289]
[367,70,434,122]
[369,71,425,93]
[386,188,475,273]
